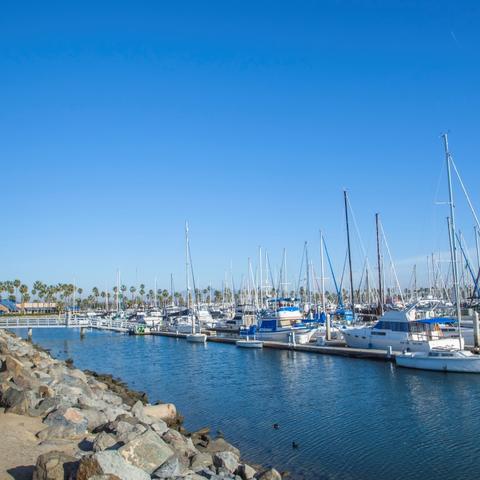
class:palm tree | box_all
[19,284,28,314]
[139,284,145,304]
[130,286,136,302]
[13,279,21,300]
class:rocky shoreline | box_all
[0,330,282,480]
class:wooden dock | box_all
[151,331,396,361]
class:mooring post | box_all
[80,326,85,338]
[473,311,480,350]
[27,327,33,342]
[325,313,331,341]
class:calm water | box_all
[16,328,480,480]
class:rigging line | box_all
[339,248,348,293]
[379,219,405,304]
[450,157,480,231]
[323,238,343,307]
[296,242,307,297]
[455,232,479,296]
[346,194,375,286]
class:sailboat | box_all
[184,222,207,343]
[396,134,480,373]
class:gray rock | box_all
[152,455,188,478]
[204,438,240,458]
[76,451,150,480]
[256,468,282,480]
[1,384,38,415]
[93,431,119,452]
[103,406,129,423]
[39,406,88,440]
[131,400,154,424]
[29,397,58,417]
[102,391,123,406]
[68,368,88,383]
[162,428,197,458]
[151,420,169,436]
[119,429,174,474]
[117,423,147,444]
[196,468,221,479]
[213,451,240,474]
[82,408,109,431]
[236,464,256,480]
[32,450,78,480]
[190,452,214,472]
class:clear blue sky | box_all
[2,1,480,293]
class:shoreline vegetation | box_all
[0,329,283,480]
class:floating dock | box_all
[151,331,396,361]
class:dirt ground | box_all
[0,412,78,480]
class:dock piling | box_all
[473,312,480,350]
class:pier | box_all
[151,330,396,360]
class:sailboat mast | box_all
[475,226,480,273]
[320,231,326,313]
[116,268,120,313]
[375,213,384,316]
[185,221,190,312]
[443,133,462,339]
[154,277,157,308]
[259,246,263,309]
[344,190,355,319]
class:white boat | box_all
[186,332,207,343]
[236,336,263,348]
[396,349,480,373]
[342,307,463,352]
[253,309,316,344]
[183,222,207,344]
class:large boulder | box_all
[116,423,147,444]
[190,452,214,472]
[144,403,177,423]
[76,451,150,480]
[256,468,282,480]
[32,450,78,480]
[203,437,240,457]
[0,384,38,415]
[150,420,168,436]
[131,400,154,425]
[236,463,257,480]
[162,428,197,459]
[213,451,240,474]
[118,429,174,474]
[39,407,88,440]
[81,408,109,431]
[5,354,26,377]
[93,431,119,452]
[29,397,59,417]
[152,455,188,478]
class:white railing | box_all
[0,317,66,328]
[0,316,136,331]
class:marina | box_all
[13,326,480,480]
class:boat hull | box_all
[256,328,315,344]
[186,333,207,343]
[343,327,463,352]
[236,340,263,349]
[396,353,480,373]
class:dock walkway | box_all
[151,331,395,361]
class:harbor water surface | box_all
[18,328,480,480]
